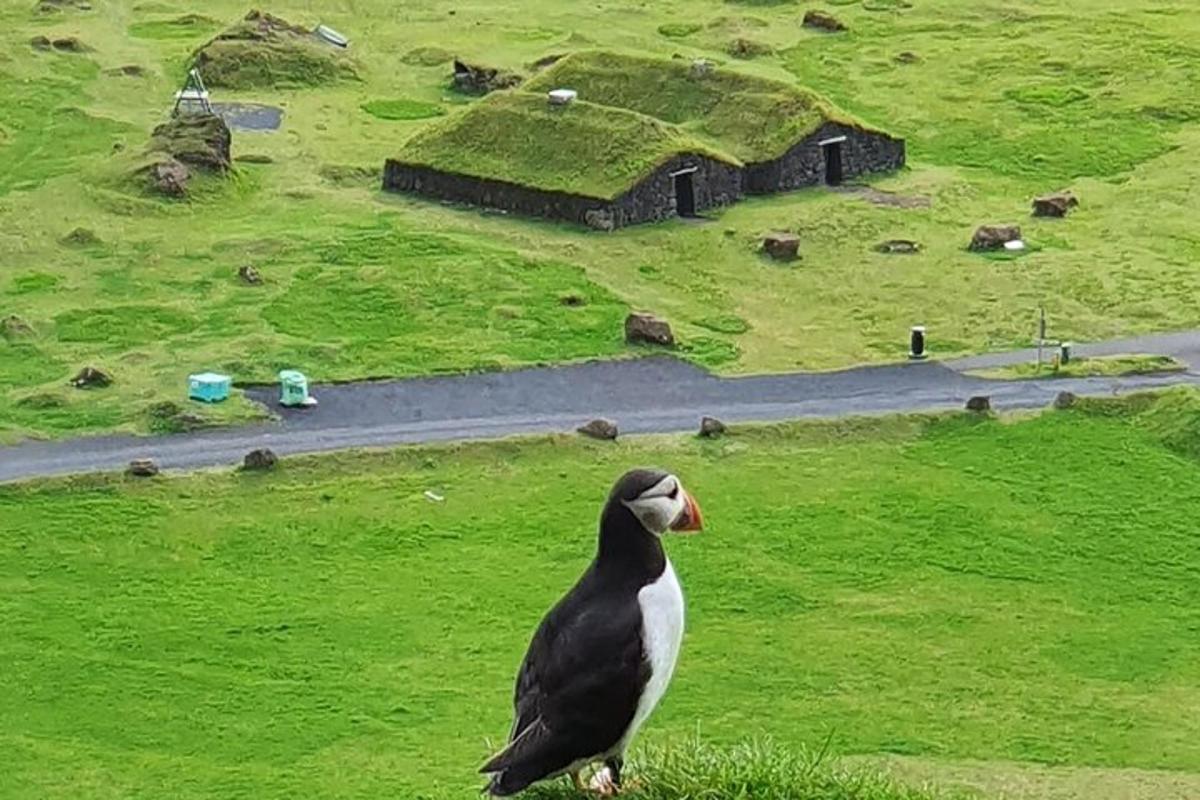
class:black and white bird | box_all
[481,468,704,796]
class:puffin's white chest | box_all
[618,559,685,752]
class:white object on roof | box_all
[315,24,349,48]
[548,88,578,106]
[1004,239,1026,251]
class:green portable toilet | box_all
[279,369,317,407]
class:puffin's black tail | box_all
[479,719,561,796]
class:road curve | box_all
[3,330,1200,484]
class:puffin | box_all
[481,468,704,796]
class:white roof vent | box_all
[548,88,577,106]
[315,24,349,48]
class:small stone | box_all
[238,265,263,285]
[70,366,112,389]
[699,416,727,438]
[30,36,52,50]
[689,58,715,79]
[1032,191,1079,218]
[803,10,847,32]
[577,418,618,440]
[762,232,801,261]
[965,395,992,413]
[1053,391,1078,410]
[126,458,159,477]
[242,448,278,471]
[559,292,586,307]
[875,239,921,254]
[726,37,772,59]
[585,208,615,232]
[969,224,1022,252]
[625,312,675,347]
[51,37,87,52]
[61,227,100,247]
[894,51,920,64]
[2,315,33,338]
[150,158,190,197]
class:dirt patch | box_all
[835,185,931,209]
[193,10,358,89]
[452,59,523,94]
[212,102,283,131]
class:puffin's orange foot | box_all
[588,767,630,796]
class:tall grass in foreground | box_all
[524,738,958,800]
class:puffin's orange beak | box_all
[670,491,704,533]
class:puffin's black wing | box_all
[482,571,649,795]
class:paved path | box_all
[3,330,1200,483]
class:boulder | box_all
[61,227,100,247]
[762,232,801,261]
[625,312,675,347]
[52,37,88,52]
[1053,391,1078,410]
[875,239,921,254]
[149,113,232,173]
[1032,191,1079,218]
[149,158,190,197]
[577,418,618,440]
[969,224,1022,252]
[965,395,991,413]
[242,448,278,471]
[126,458,159,477]
[238,265,263,285]
[803,10,847,32]
[585,208,615,232]
[452,59,523,94]
[699,416,727,438]
[70,366,112,389]
[2,315,33,338]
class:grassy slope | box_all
[524,51,876,163]
[6,392,1200,798]
[4,0,1200,440]
[967,353,1186,380]
[395,91,739,200]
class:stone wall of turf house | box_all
[742,122,906,194]
[383,152,742,229]
[609,153,743,227]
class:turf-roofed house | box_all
[383,51,906,229]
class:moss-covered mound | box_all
[192,10,357,89]
[135,112,232,196]
[395,92,738,200]
[525,50,881,163]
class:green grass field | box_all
[967,353,1187,380]
[3,1,1200,440]
[6,390,1200,799]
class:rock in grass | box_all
[149,113,232,173]
[2,315,34,338]
[1032,191,1079,218]
[726,37,773,59]
[107,64,146,77]
[70,366,112,389]
[699,416,727,438]
[965,395,992,413]
[875,239,921,254]
[61,227,100,247]
[578,418,618,440]
[762,232,801,261]
[126,458,160,477]
[242,448,278,471]
[894,51,920,64]
[148,158,190,197]
[238,265,264,285]
[559,292,586,307]
[51,37,89,52]
[452,59,523,95]
[625,313,675,347]
[30,36,52,50]
[1053,391,1078,410]
[803,10,847,32]
[969,224,1022,252]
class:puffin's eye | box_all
[667,484,679,500]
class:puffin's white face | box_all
[622,473,703,535]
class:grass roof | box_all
[393,91,739,200]
[525,51,883,163]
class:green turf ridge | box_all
[966,354,1187,381]
[524,51,886,162]
[6,390,1200,798]
[395,91,740,200]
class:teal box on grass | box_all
[188,372,232,403]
